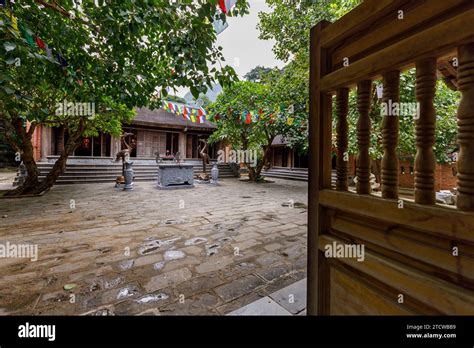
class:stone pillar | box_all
[40,126,50,162]
[179,132,186,159]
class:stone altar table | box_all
[157,163,194,189]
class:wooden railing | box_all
[308,0,474,315]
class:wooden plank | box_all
[319,189,474,244]
[330,0,468,70]
[320,0,408,48]
[330,215,474,281]
[319,235,474,314]
[320,9,474,92]
[330,266,413,315]
[307,21,331,315]
[456,43,474,211]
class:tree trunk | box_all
[370,157,382,184]
[30,128,82,194]
[3,118,40,196]
[247,139,274,182]
[2,119,84,196]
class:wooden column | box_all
[415,58,437,204]
[307,20,331,316]
[381,70,400,199]
[456,43,474,211]
[356,80,372,194]
[336,88,349,191]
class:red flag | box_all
[219,0,227,13]
[35,36,46,50]
[246,113,251,124]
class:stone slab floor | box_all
[0,178,307,315]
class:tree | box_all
[243,65,273,82]
[258,0,360,62]
[256,0,359,157]
[258,0,460,181]
[0,0,249,195]
[166,95,188,104]
[208,81,293,181]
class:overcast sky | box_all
[176,0,285,97]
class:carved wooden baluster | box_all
[381,71,400,199]
[336,88,349,191]
[356,80,372,194]
[415,58,437,204]
[456,44,474,211]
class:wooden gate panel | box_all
[308,0,474,315]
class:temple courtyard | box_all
[0,178,307,315]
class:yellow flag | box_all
[4,10,19,35]
[287,117,294,126]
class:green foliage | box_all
[257,0,459,165]
[208,81,274,150]
[243,65,274,82]
[256,0,360,155]
[0,0,250,135]
[258,0,360,62]
[166,95,188,104]
[268,54,309,153]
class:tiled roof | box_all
[132,108,216,130]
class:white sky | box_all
[176,0,285,97]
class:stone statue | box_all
[174,151,182,164]
[211,163,219,185]
[114,132,135,187]
[198,139,210,173]
[115,132,135,164]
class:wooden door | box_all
[308,0,474,315]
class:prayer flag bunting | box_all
[19,24,35,48]
[55,53,68,68]
[35,36,46,50]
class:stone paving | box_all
[229,278,306,316]
[0,178,307,315]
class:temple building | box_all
[32,107,220,165]
[27,107,238,184]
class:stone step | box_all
[18,162,238,185]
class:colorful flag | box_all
[45,44,53,58]
[35,36,46,50]
[19,24,35,48]
[287,117,294,126]
[219,0,237,14]
[213,17,229,35]
[246,112,251,124]
[55,53,68,67]
[190,115,196,123]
